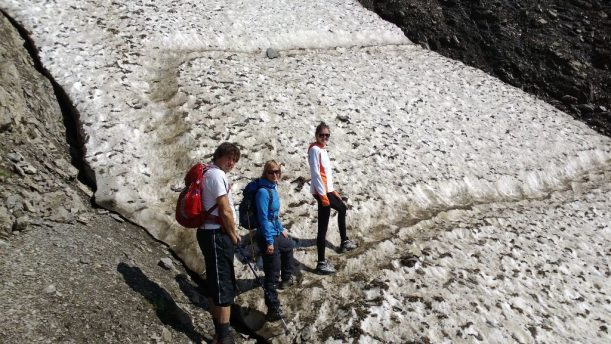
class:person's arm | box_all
[278,213,287,238]
[217,194,240,245]
[256,189,274,253]
[308,147,330,206]
[273,190,288,240]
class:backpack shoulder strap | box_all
[266,188,274,220]
[266,188,273,209]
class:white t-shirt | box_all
[201,166,235,229]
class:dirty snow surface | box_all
[2,0,610,342]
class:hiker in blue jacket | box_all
[255,160,295,322]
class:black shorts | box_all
[196,229,236,306]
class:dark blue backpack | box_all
[239,178,272,229]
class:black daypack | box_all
[239,178,272,229]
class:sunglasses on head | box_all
[318,133,330,138]
[266,170,281,175]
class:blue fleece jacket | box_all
[255,178,284,245]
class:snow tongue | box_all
[1,0,610,342]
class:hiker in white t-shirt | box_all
[196,142,241,344]
[307,122,357,275]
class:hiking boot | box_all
[279,276,295,290]
[340,239,357,253]
[211,334,234,344]
[315,260,336,275]
[266,308,283,322]
[211,326,237,344]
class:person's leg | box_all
[278,235,295,280]
[216,305,231,325]
[197,230,220,334]
[328,192,348,242]
[215,306,231,343]
[214,232,237,340]
[315,195,331,262]
[259,236,281,311]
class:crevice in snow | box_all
[0,9,96,191]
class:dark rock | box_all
[110,213,125,223]
[49,206,74,223]
[400,255,419,267]
[12,216,29,232]
[0,206,13,233]
[265,48,279,59]
[43,284,56,294]
[0,111,11,132]
[562,95,578,104]
[12,163,25,177]
[5,194,23,211]
[291,176,307,191]
[7,152,23,162]
[301,325,313,341]
[577,103,596,114]
[336,114,350,123]
[159,257,174,270]
[21,163,37,175]
[362,0,611,136]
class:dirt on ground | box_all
[360,0,611,136]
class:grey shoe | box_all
[315,260,336,275]
[279,276,295,290]
[340,239,357,253]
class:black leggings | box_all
[314,192,347,262]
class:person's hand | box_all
[266,244,274,254]
[281,231,288,238]
[230,231,241,246]
[320,194,330,207]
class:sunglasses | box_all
[317,133,331,139]
[266,170,281,175]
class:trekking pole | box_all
[236,245,290,334]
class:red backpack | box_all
[175,163,220,228]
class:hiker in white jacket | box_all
[307,122,357,274]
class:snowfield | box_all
[2,0,609,342]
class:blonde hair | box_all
[261,160,282,179]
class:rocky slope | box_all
[0,12,255,344]
[360,0,611,136]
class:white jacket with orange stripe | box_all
[308,142,335,205]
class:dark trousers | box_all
[257,234,295,310]
[196,229,236,307]
[314,192,347,262]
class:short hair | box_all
[315,121,330,136]
[213,142,241,163]
[261,160,281,178]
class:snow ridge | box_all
[404,149,611,220]
[153,30,409,53]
